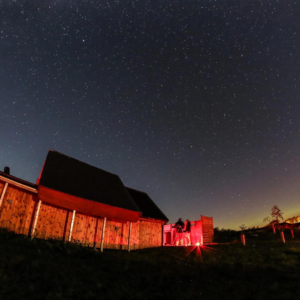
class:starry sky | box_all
[1,0,300,229]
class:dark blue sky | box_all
[1,0,300,229]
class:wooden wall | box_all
[0,181,4,196]
[0,179,163,250]
[71,215,162,250]
[202,215,214,244]
[138,221,162,249]
[0,181,37,235]
[72,213,98,247]
[34,202,71,241]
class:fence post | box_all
[241,233,246,245]
[0,183,8,207]
[100,217,106,252]
[128,222,132,252]
[280,231,285,243]
[31,200,42,238]
[68,210,76,242]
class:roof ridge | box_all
[126,186,168,221]
[126,186,148,195]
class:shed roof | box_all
[0,171,37,189]
[39,150,141,214]
[126,187,168,222]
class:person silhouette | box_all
[173,218,184,245]
[184,219,191,246]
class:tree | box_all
[239,224,247,232]
[263,205,284,233]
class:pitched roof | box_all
[39,150,141,213]
[126,187,168,222]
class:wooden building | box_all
[0,169,38,236]
[163,216,214,246]
[0,149,168,250]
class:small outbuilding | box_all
[0,149,168,250]
[163,216,214,246]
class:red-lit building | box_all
[0,149,168,250]
[163,216,214,246]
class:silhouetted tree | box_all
[239,224,247,232]
[263,205,284,233]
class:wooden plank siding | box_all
[0,181,5,196]
[69,215,163,250]
[34,202,70,241]
[0,179,164,250]
[0,182,37,235]
[201,216,214,244]
[103,219,123,249]
[120,221,139,250]
[138,221,162,249]
[72,213,97,247]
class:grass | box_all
[0,228,300,300]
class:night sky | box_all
[1,1,300,229]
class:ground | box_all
[0,228,300,299]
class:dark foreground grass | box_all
[1,229,300,300]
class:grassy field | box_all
[0,228,300,300]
